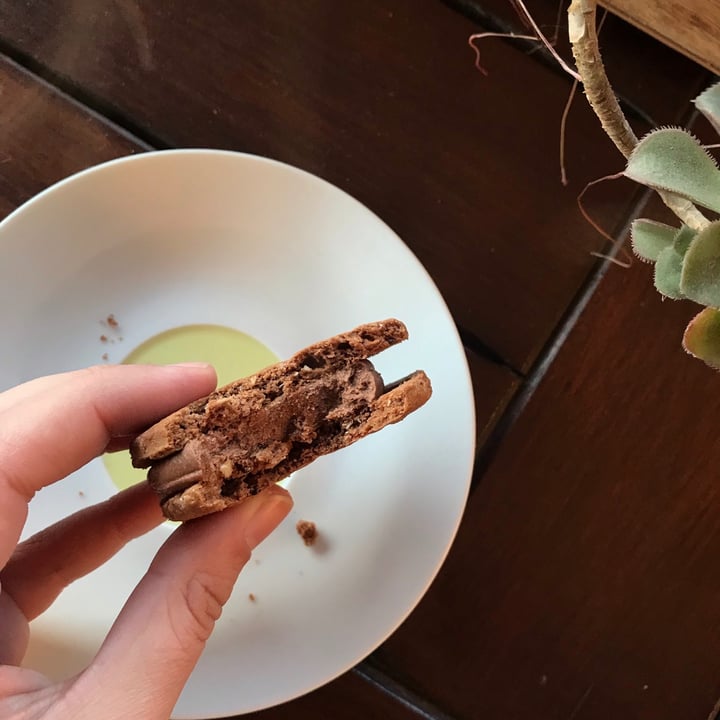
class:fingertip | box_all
[157,361,218,385]
[263,483,293,500]
[101,360,217,387]
[166,361,215,370]
[175,484,293,550]
[156,361,218,395]
[239,488,294,550]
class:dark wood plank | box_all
[468,347,520,450]
[373,193,720,719]
[0,57,141,219]
[0,0,648,371]
[451,0,712,124]
[244,671,422,720]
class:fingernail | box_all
[243,491,293,550]
[167,362,214,369]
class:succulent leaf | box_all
[673,224,696,253]
[694,81,720,137]
[655,249,684,299]
[680,220,720,307]
[683,307,720,369]
[625,128,720,213]
[630,218,677,263]
[653,225,695,300]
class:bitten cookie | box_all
[130,319,432,521]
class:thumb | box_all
[75,486,292,720]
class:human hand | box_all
[0,364,293,719]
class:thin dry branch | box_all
[567,0,708,230]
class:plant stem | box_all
[567,0,709,231]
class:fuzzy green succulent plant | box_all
[491,0,720,370]
[626,82,720,369]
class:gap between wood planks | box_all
[0,41,161,151]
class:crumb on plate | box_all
[296,519,318,547]
[248,593,256,602]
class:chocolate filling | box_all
[148,359,384,504]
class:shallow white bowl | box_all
[0,150,475,718]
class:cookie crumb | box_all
[78,490,85,498]
[248,593,256,602]
[106,314,119,329]
[100,334,108,342]
[101,353,109,361]
[296,520,318,546]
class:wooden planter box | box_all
[600,0,720,75]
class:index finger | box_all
[0,363,217,562]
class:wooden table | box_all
[600,0,720,76]
[2,1,719,717]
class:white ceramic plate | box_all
[0,150,475,718]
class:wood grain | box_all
[373,200,720,718]
[468,347,521,450]
[0,57,141,220]
[600,0,720,76]
[0,0,649,372]
[242,670,423,720]
[454,0,712,126]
